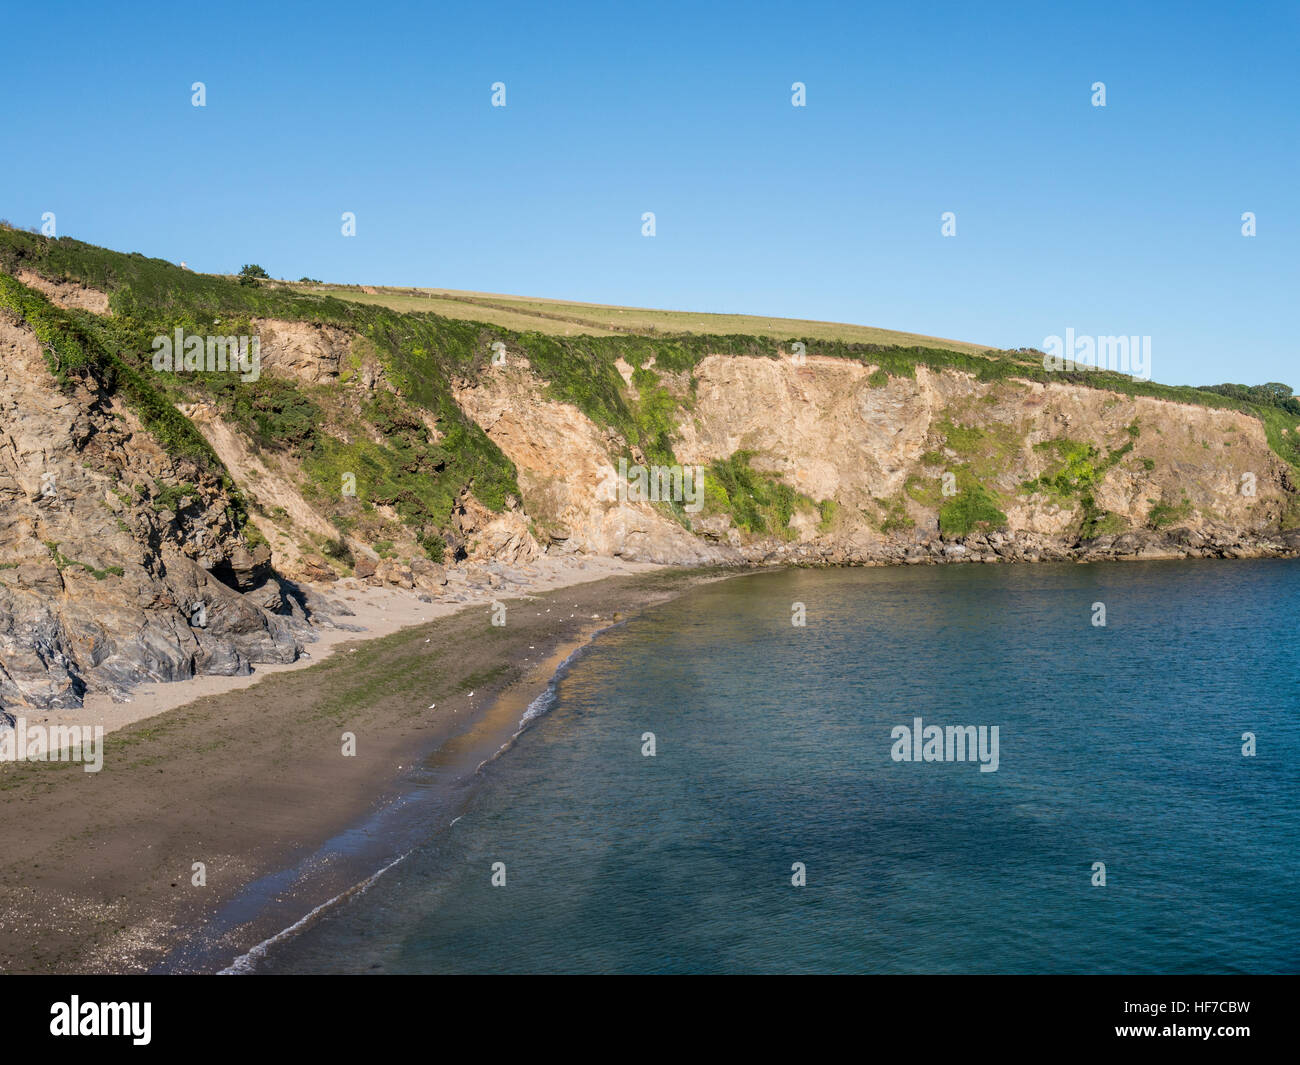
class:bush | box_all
[419,532,446,563]
[939,481,1007,537]
[238,264,270,287]
[322,537,354,565]
[707,451,802,535]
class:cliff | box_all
[2,226,1297,708]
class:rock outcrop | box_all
[0,314,305,709]
[454,366,738,564]
[251,318,353,384]
[456,354,1297,566]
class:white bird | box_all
[428,703,436,709]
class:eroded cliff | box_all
[2,226,1297,708]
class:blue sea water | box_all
[257,560,1300,974]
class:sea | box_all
[245,559,1300,974]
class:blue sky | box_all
[1,0,1295,386]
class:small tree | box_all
[238,264,270,287]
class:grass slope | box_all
[289,283,994,353]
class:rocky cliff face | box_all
[454,364,735,564]
[711,356,1290,532]
[0,315,323,709]
[455,353,1299,565]
[2,247,1298,710]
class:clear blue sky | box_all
[2,0,1295,386]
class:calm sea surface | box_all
[256,560,1300,974]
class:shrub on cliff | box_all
[939,482,1007,537]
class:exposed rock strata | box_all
[3,285,1298,711]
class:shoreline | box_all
[0,560,734,974]
[64,554,663,736]
[3,550,1296,974]
[199,619,620,975]
[8,536,1299,736]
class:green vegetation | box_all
[904,473,944,509]
[0,271,259,542]
[876,495,914,535]
[917,416,1021,537]
[1198,381,1300,415]
[629,364,687,467]
[1022,439,1103,498]
[938,480,1007,537]
[152,482,197,513]
[817,498,839,533]
[300,388,513,559]
[1079,495,1127,538]
[5,224,1300,561]
[1020,426,1143,538]
[43,541,123,580]
[206,375,321,451]
[934,417,1021,486]
[3,226,1296,480]
[1147,498,1192,529]
[320,537,354,566]
[706,451,805,537]
[0,227,522,555]
[0,271,97,382]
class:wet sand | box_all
[0,562,734,973]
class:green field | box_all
[287,283,992,353]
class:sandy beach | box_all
[0,557,734,973]
[46,555,660,736]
